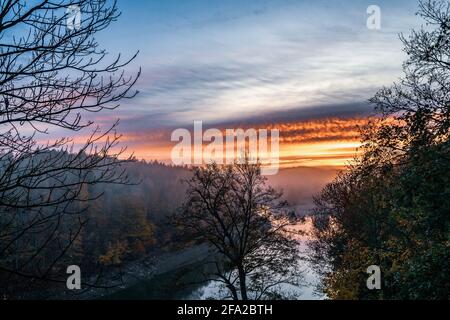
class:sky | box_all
[71,0,422,168]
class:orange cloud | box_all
[122,117,368,168]
[42,117,369,169]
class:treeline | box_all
[310,0,450,300]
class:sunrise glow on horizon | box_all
[102,117,366,169]
[40,0,419,170]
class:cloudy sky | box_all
[78,0,422,167]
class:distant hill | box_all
[267,166,340,213]
[113,162,340,217]
[114,162,341,215]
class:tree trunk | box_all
[227,284,239,301]
[238,265,248,300]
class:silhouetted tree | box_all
[174,159,303,300]
[0,0,140,296]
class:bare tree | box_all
[0,0,140,295]
[174,159,303,300]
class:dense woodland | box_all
[0,160,191,297]
[77,161,190,269]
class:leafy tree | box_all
[309,0,450,300]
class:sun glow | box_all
[49,117,367,169]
